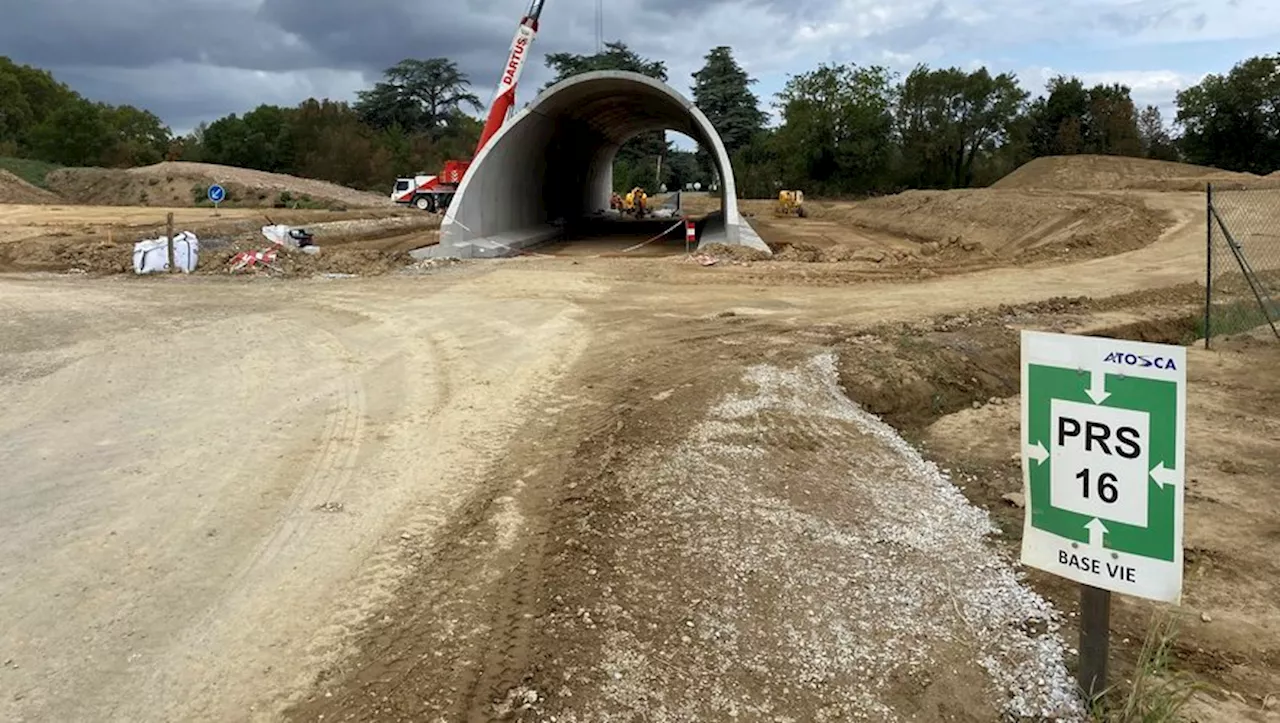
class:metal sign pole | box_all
[1079,584,1111,703]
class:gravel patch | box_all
[546,352,1085,721]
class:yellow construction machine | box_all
[775,190,806,217]
[623,186,649,218]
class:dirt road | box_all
[0,269,596,721]
[1,182,1276,721]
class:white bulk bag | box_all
[132,232,199,274]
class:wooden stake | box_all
[166,212,175,273]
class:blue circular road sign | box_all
[208,184,226,204]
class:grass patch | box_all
[1093,612,1203,723]
[1200,298,1280,339]
[274,191,331,210]
[0,156,62,188]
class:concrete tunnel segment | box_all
[434,70,771,258]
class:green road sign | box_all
[1020,330,1186,603]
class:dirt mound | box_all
[0,170,61,204]
[699,242,769,262]
[992,155,1264,192]
[199,246,413,277]
[807,188,1169,259]
[46,162,390,210]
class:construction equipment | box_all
[775,190,806,217]
[623,187,649,218]
[391,0,547,212]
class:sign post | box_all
[1019,330,1186,702]
[684,217,695,255]
[208,183,226,216]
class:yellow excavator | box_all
[775,190,806,217]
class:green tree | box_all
[773,63,897,195]
[1085,83,1142,156]
[1176,54,1280,174]
[27,98,113,166]
[0,71,32,146]
[731,130,782,198]
[895,65,1028,188]
[0,56,79,153]
[1028,76,1143,157]
[356,58,482,136]
[1028,76,1089,156]
[200,114,251,168]
[100,105,172,167]
[691,46,767,156]
[1136,105,1179,161]
[543,41,668,86]
[241,105,296,172]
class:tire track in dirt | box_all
[282,312,767,722]
[201,312,367,598]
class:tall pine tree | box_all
[691,46,767,156]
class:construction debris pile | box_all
[228,224,318,274]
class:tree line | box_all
[1,47,1277,197]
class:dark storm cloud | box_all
[1,0,1241,133]
[258,0,505,71]
[0,0,316,72]
[2,0,691,128]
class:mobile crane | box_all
[391,0,547,212]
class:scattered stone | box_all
[1002,493,1026,508]
[1200,611,1213,623]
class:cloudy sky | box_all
[4,0,1278,143]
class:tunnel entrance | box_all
[433,71,769,259]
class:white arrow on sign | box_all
[1085,518,1109,547]
[1150,462,1179,489]
[1026,441,1049,465]
[1085,369,1110,405]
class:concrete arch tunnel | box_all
[434,70,771,258]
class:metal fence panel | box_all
[1204,184,1280,348]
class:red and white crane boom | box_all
[390,0,549,212]
[475,0,547,156]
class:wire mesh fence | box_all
[1204,184,1280,348]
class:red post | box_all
[685,218,696,254]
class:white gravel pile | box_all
[562,352,1086,721]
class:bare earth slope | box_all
[0,170,61,205]
[805,188,1168,258]
[992,154,1267,192]
[46,162,390,209]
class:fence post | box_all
[166,212,176,274]
[1204,183,1212,349]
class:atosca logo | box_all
[1103,351,1178,370]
